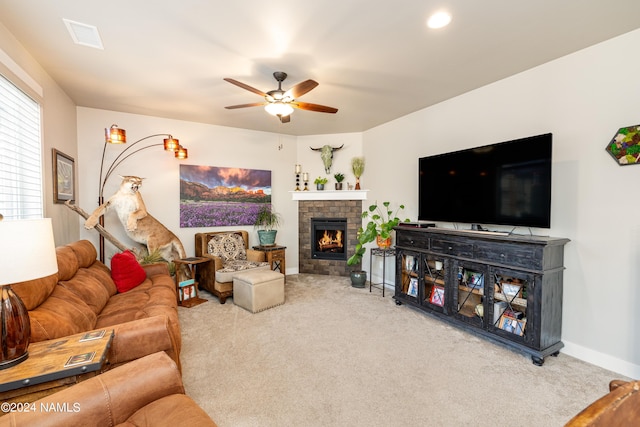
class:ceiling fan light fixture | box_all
[427,11,452,29]
[265,102,293,117]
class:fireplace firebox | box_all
[311,218,347,260]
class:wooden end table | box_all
[0,329,114,407]
[252,245,286,281]
[174,257,210,308]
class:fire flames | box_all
[317,230,344,251]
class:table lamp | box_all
[0,218,57,369]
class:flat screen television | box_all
[418,133,552,229]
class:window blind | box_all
[0,73,42,220]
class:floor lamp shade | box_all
[0,218,58,369]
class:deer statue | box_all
[310,144,344,174]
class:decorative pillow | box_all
[207,233,247,262]
[111,250,147,293]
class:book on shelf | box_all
[179,278,195,287]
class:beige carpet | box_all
[178,274,624,427]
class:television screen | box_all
[418,133,552,228]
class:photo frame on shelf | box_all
[407,277,418,297]
[498,314,526,336]
[464,270,484,290]
[52,148,75,203]
[502,283,522,299]
[429,285,445,307]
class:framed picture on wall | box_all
[53,149,75,203]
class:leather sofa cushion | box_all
[59,269,111,315]
[11,273,57,311]
[29,285,97,342]
[56,245,79,281]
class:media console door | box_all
[394,227,569,365]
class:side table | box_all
[369,247,396,297]
[174,257,210,308]
[0,329,114,406]
[252,245,286,281]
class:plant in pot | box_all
[254,204,282,246]
[351,157,365,190]
[334,173,345,190]
[347,201,409,287]
[314,176,328,190]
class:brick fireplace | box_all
[297,198,364,277]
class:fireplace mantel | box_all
[290,190,368,201]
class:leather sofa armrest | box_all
[142,262,171,277]
[108,315,181,371]
[0,352,200,427]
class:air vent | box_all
[63,19,104,50]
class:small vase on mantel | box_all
[355,177,361,190]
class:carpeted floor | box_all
[178,274,624,427]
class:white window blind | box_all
[0,73,42,220]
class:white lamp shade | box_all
[0,218,58,285]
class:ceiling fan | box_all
[223,71,338,123]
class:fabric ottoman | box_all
[233,269,285,313]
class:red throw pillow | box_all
[111,250,147,293]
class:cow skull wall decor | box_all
[310,144,344,174]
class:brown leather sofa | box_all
[194,230,267,303]
[12,240,182,371]
[565,379,640,426]
[0,351,217,427]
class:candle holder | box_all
[303,173,309,191]
[294,164,301,191]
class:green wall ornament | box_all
[606,125,640,165]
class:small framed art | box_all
[53,149,75,203]
[499,315,526,336]
[429,285,445,307]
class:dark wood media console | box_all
[394,227,569,365]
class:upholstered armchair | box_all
[194,230,268,303]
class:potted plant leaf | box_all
[254,204,282,246]
[347,201,410,267]
[351,157,365,190]
[334,173,345,190]
[314,176,328,190]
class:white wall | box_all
[0,22,78,246]
[363,29,640,378]
[77,108,299,274]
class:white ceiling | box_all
[2,1,640,136]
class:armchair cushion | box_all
[207,232,247,261]
[216,259,270,283]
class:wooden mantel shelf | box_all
[290,190,368,201]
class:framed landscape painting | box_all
[179,165,272,228]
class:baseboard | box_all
[562,340,640,379]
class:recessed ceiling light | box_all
[63,19,104,49]
[427,11,452,29]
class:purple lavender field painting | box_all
[180,165,271,228]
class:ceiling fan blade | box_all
[223,78,267,97]
[224,102,265,110]
[286,79,319,99]
[279,115,291,124]
[291,102,338,114]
